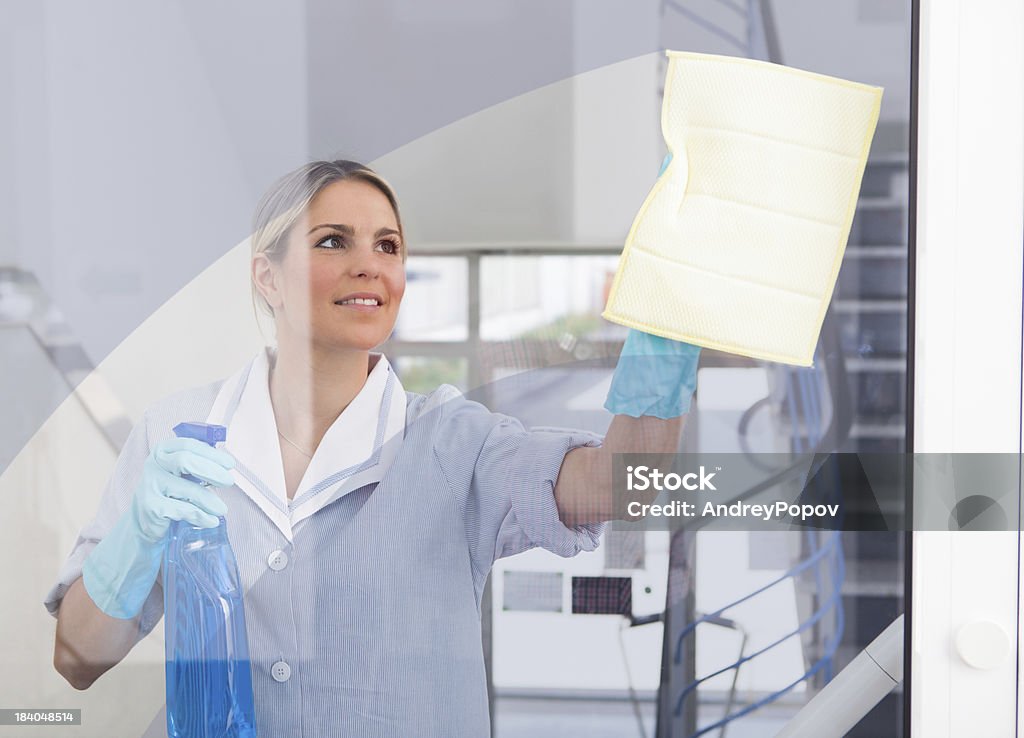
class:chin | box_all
[324,333,390,353]
[308,318,397,354]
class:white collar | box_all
[206,348,407,540]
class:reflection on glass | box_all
[651,3,910,736]
[385,7,910,729]
[394,256,468,341]
[393,356,467,395]
[480,255,621,344]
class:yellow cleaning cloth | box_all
[603,52,883,366]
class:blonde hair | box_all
[250,160,405,316]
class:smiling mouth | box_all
[335,297,381,306]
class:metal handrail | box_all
[0,269,125,456]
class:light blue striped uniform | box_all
[46,352,604,737]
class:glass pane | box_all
[393,256,468,341]
[393,355,468,395]
[839,309,908,359]
[479,255,622,345]
[651,4,912,738]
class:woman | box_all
[46,160,700,736]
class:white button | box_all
[956,621,1010,670]
[271,660,291,682]
[267,550,289,571]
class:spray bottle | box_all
[164,422,257,738]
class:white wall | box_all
[8,1,309,363]
[372,76,576,247]
[771,0,911,127]
[572,9,662,244]
[0,12,18,268]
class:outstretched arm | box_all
[555,413,686,527]
[554,331,700,526]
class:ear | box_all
[252,253,283,311]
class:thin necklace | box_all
[269,358,317,458]
[277,429,313,458]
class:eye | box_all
[377,238,402,255]
[314,235,346,250]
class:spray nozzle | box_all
[173,422,227,447]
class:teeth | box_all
[339,297,379,306]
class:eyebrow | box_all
[307,224,401,239]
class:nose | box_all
[347,242,380,279]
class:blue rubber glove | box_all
[604,329,701,418]
[82,437,235,619]
[604,150,701,419]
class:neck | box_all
[268,334,374,450]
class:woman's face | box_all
[257,179,406,353]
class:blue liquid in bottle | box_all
[165,422,257,738]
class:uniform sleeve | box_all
[430,388,605,580]
[42,412,165,638]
